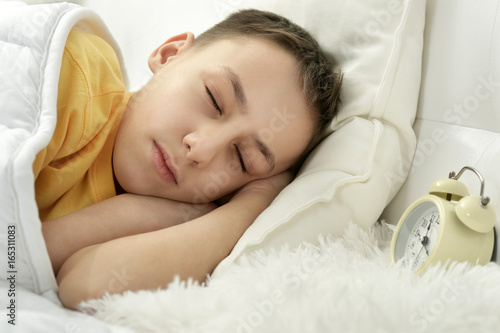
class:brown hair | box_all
[195,9,343,172]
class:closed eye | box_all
[205,86,222,115]
[234,144,247,173]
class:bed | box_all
[1,0,499,332]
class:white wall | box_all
[13,0,256,90]
[82,0,239,90]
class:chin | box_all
[114,167,148,196]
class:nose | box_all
[183,127,233,168]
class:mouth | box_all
[152,141,177,184]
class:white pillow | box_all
[213,0,426,276]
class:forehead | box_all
[186,38,315,173]
[189,37,299,82]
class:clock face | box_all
[393,201,441,271]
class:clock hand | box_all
[420,235,429,255]
[411,246,426,269]
[425,217,433,235]
[420,217,434,255]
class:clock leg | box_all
[491,226,497,263]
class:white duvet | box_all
[0,2,132,331]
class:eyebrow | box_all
[252,134,276,174]
[220,65,247,114]
[219,66,275,174]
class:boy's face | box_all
[113,34,314,203]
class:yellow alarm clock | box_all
[390,166,497,273]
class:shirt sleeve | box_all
[32,28,125,178]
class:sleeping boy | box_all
[35,9,342,309]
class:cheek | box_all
[141,72,195,113]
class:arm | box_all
[43,194,216,274]
[56,173,292,309]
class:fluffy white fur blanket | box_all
[81,222,500,333]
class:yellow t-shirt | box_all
[33,29,132,221]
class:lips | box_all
[152,141,177,184]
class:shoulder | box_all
[41,28,127,163]
[63,29,125,96]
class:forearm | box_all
[43,194,215,274]
[57,188,276,309]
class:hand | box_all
[221,171,293,205]
[213,172,293,206]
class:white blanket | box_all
[0,2,131,332]
[82,222,500,333]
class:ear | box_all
[148,32,195,73]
